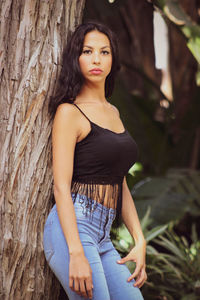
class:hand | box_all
[69,252,93,299]
[117,240,147,288]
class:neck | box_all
[77,80,108,104]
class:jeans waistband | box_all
[72,192,116,220]
[50,192,116,220]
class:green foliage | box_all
[132,168,200,227]
[142,224,200,299]
[111,206,200,299]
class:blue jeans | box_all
[43,193,144,300]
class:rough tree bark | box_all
[0,0,85,299]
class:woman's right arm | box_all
[52,103,93,299]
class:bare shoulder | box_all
[111,104,120,117]
[53,103,81,126]
[55,102,77,119]
[52,102,81,139]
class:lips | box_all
[89,68,103,75]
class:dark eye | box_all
[102,50,110,55]
[82,49,91,54]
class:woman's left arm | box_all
[116,176,147,288]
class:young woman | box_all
[43,22,147,300]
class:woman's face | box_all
[79,30,112,83]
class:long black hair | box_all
[48,21,121,119]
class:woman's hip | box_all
[44,193,116,240]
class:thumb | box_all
[116,256,128,264]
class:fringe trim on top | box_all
[71,176,123,234]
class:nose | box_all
[93,51,100,64]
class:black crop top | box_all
[70,103,139,228]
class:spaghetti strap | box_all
[73,103,92,123]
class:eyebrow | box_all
[83,45,110,49]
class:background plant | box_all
[142,223,200,300]
[111,207,200,300]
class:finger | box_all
[133,269,146,287]
[138,276,147,289]
[69,276,74,290]
[138,280,145,289]
[74,278,80,293]
[85,278,93,299]
[127,264,142,282]
[69,279,81,296]
[117,255,131,264]
[138,273,147,288]
[117,258,126,264]
[79,279,88,299]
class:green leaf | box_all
[155,235,186,260]
[132,168,200,226]
[187,37,200,65]
[145,224,168,242]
